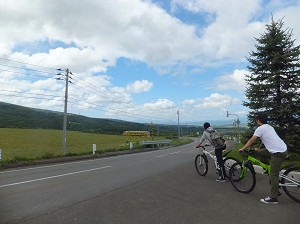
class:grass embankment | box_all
[0,128,192,167]
[224,142,300,167]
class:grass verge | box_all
[0,128,193,169]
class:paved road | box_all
[0,141,299,223]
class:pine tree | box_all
[244,17,300,153]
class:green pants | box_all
[255,148,288,198]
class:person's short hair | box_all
[204,122,210,130]
[256,113,268,124]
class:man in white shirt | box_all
[238,113,288,204]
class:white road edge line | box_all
[170,151,181,154]
[156,151,181,158]
[0,166,112,188]
[0,147,174,174]
[0,159,105,174]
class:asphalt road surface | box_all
[0,141,299,223]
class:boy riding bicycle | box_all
[238,113,288,204]
[196,122,227,182]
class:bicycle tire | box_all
[229,162,256,193]
[223,157,239,178]
[281,166,300,203]
[195,154,208,176]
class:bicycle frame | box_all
[230,149,300,202]
[280,174,300,187]
[247,155,270,175]
[240,152,298,188]
[198,146,220,171]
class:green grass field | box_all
[0,128,186,162]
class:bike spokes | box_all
[281,167,300,203]
[195,154,208,176]
[229,162,256,193]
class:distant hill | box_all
[0,102,201,135]
[0,102,151,134]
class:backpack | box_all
[207,129,225,149]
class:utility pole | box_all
[62,69,70,154]
[227,111,240,142]
[56,69,73,154]
[57,68,71,155]
[151,121,154,140]
[177,110,180,139]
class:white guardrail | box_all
[139,140,172,148]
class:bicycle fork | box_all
[198,153,205,166]
[240,161,248,178]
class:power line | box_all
[68,97,170,122]
[0,57,178,123]
[71,75,177,117]
[0,68,54,79]
[0,89,64,99]
[0,92,64,102]
[0,57,58,70]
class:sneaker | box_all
[216,177,226,182]
[260,197,278,204]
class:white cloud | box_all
[144,99,177,110]
[32,78,62,91]
[0,0,201,73]
[1,0,298,75]
[126,80,153,93]
[171,0,265,62]
[271,1,300,46]
[106,87,132,103]
[197,93,240,109]
[214,69,249,92]
[181,99,196,105]
[1,0,299,71]
[11,48,112,74]
[102,98,177,122]
[1,0,299,123]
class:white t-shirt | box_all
[253,124,287,153]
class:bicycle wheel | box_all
[229,162,256,193]
[281,167,300,203]
[223,157,238,178]
[195,154,208,176]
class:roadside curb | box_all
[1,147,161,169]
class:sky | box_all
[0,0,300,125]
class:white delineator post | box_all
[93,144,96,155]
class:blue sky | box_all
[0,0,300,125]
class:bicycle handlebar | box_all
[243,148,256,154]
[196,144,211,149]
[196,144,233,157]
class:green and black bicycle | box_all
[229,148,300,203]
